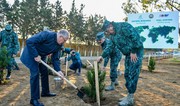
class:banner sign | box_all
[128,11,179,49]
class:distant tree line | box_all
[0,0,104,48]
[0,0,179,48]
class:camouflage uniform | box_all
[101,39,121,82]
[12,41,20,70]
[0,24,19,79]
[102,20,144,94]
[96,32,122,91]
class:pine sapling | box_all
[148,57,156,72]
[0,46,10,84]
[83,68,106,102]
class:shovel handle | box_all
[40,60,78,89]
[86,60,93,67]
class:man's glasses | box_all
[60,36,68,43]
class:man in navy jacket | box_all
[20,29,70,106]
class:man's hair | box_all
[70,49,75,54]
[57,29,70,39]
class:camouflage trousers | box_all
[124,49,143,94]
[5,56,14,78]
[110,54,121,82]
[12,57,19,69]
[6,54,14,71]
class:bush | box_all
[0,46,10,84]
[0,46,10,68]
[148,57,156,72]
[83,68,106,102]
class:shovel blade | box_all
[77,87,85,99]
[77,90,84,99]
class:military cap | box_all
[96,32,105,41]
[101,20,111,31]
[5,24,12,31]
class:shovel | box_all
[40,60,85,99]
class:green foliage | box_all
[0,46,10,69]
[122,0,180,21]
[0,71,5,84]
[66,0,86,45]
[39,0,54,30]
[9,0,40,46]
[166,0,180,11]
[84,14,104,46]
[1,0,105,47]
[83,68,106,102]
[0,0,11,19]
[148,57,156,72]
[0,46,10,83]
[51,0,64,31]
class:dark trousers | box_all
[29,58,50,100]
[69,61,82,73]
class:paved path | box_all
[15,56,99,63]
[15,54,180,63]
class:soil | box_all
[0,58,179,106]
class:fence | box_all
[64,43,102,56]
[18,39,102,57]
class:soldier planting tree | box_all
[97,20,144,106]
[96,32,122,91]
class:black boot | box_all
[41,93,56,97]
[6,70,11,80]
[30,99,44,106]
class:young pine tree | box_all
[0,46,10,83]
[148,57,156,72]
[83,68,106,102]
